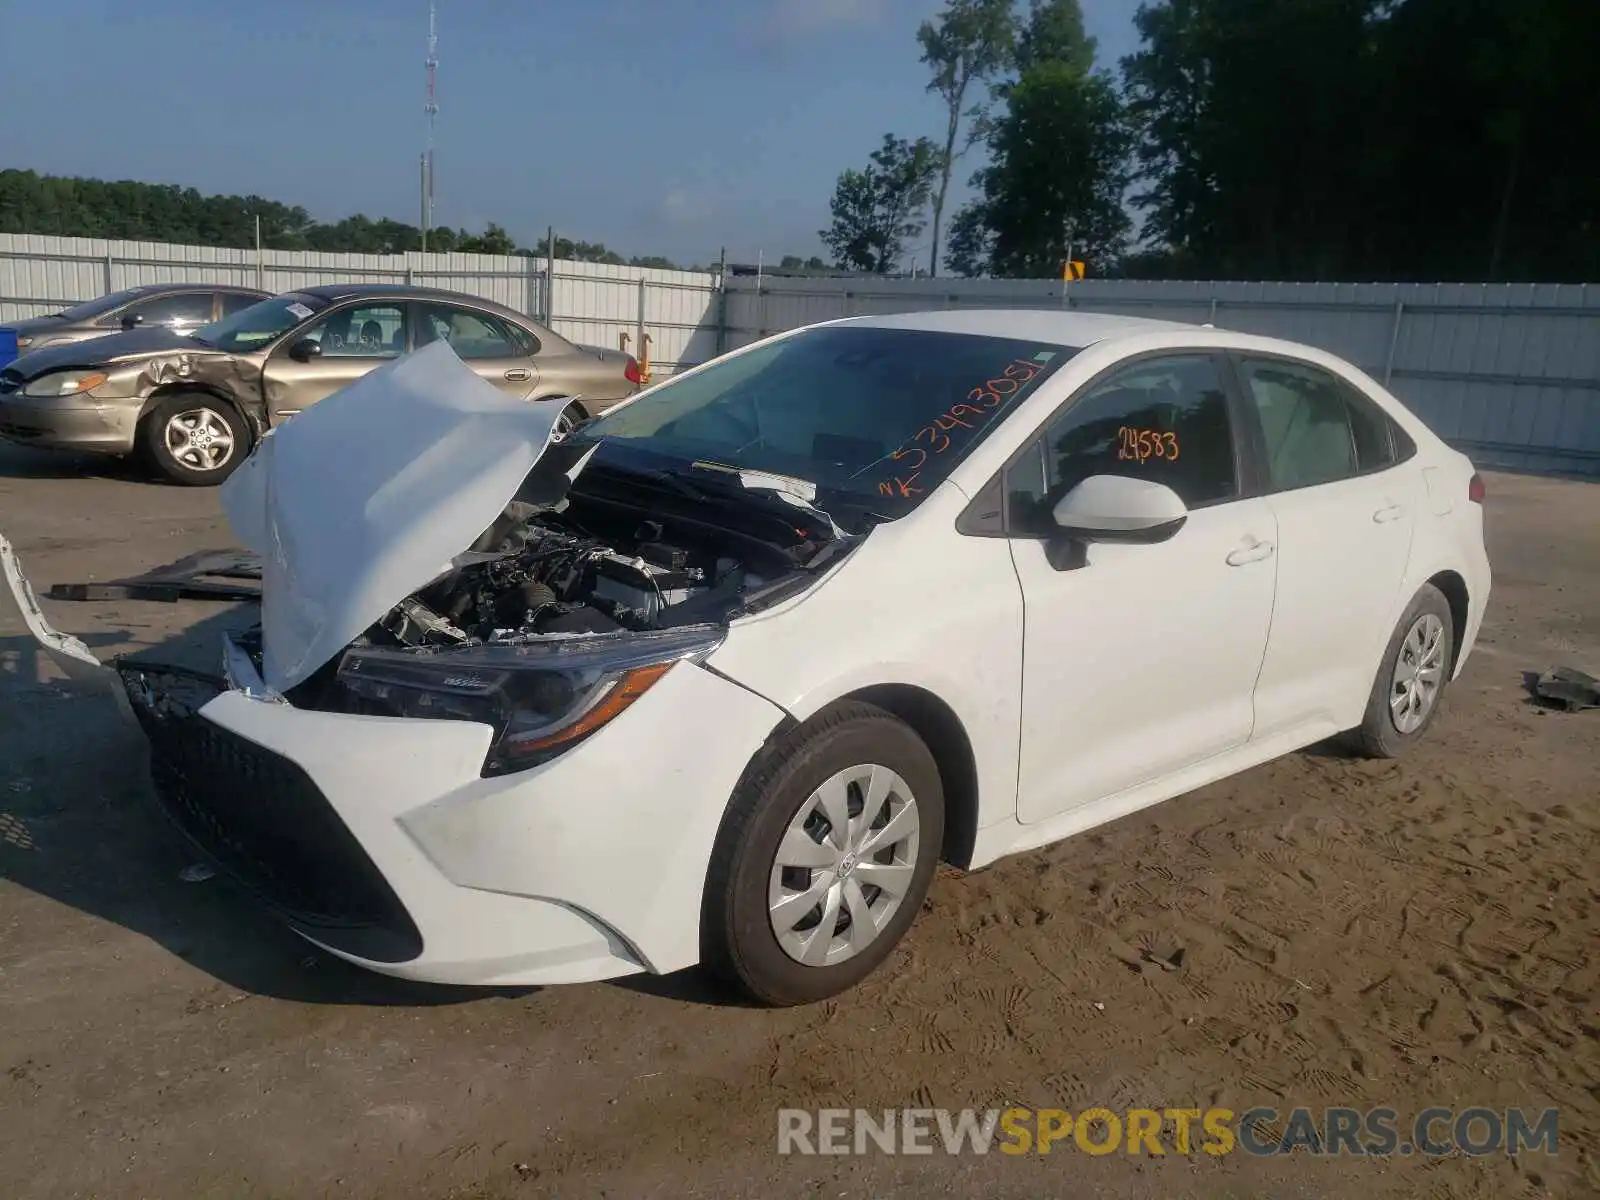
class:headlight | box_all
[15,335,33,349]
[20,370,109,398]
[335,625,725,777]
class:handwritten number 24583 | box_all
[1117,427,1180,462]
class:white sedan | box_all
[2,311,1491,1005]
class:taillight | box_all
[1468,473,1486,504]
[624,356,642,385]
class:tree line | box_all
[820,0,1599,282]
[0,169,702,268]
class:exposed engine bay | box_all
[361,468,848,653]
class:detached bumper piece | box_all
[1530,666,1600,712]
[117,660,423,963]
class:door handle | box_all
[1226,539,1274,567]
[1372,504,1405,524]
[504,368,532,382]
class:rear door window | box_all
[415,304,533,358]
[1237,358,1402,491]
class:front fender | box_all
[706,490,1025,840]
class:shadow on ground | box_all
[0,441,151,482]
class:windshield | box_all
[190,293,328,353]
[574,326,1075,520]
[55,288,151,321]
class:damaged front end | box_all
[278,476,840,775]
[1,342,848,977]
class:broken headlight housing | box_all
[334,625,725,777]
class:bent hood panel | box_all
[221,340,579,692]
[7,327,210,375]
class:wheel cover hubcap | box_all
[768,763,920,968]
[164,408,235,471]
[1390,612,1446,734]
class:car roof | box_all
[839,308,1197,347]
[291,283,536,323]
[298,283,506,304]
[123,282,269,295]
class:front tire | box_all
[141,394,250,485]
[1350,583,1455,758]
[702,702,944,1006]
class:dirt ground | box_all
[0,441,1595,1200]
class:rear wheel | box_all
[547,398,575,441]
[1349,584,1455,758]
[141,393,250,485]
[702,702,944,1006]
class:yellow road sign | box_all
[1063,260,1086,281]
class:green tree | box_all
[943,200,994,277]
[1122,0,1380,279]
[458,222,518,255]
[978,64,1133,277]
[0,169,692,267]
[1015,0,1097,75]
[947,0,1127,279]
[820,135,942,273]
[1121,0,1600,280]
[917,0,1015,277]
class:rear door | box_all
[1232,354,1418,740]
[413,301,540,398]
[260,300,408,420]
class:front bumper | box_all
[0,391,142,454]
[120,645,785,986]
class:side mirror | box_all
[1047,475,1188,568]
[120,313,144,330]
[288,338,323,363]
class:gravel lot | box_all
[1,441,1596,1199]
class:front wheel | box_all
[702,702,944,1006]
[140,394,250,485]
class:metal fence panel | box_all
[2,233,1594,475]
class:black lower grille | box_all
[119,662,423,964]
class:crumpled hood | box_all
[221,340,586,693]
[7,326,215,376]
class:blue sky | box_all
[5,0,1139,266]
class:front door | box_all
[414,302,540,399]
[261,301,408,420]
[1009,352,1279,823]
[1231,355,1418,739]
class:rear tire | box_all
[140,393,250,486]
[1349,583,1455,758]
[702,702,944,1006]
[545,397,576,441]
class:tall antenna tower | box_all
[421,2,439,251]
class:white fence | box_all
[0,233,720,379]
[3,233,1597,476]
